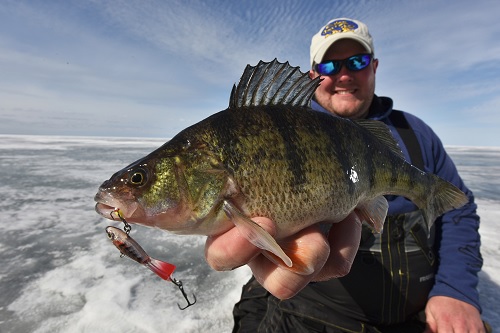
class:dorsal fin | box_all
[229,59,321,108]
[355,119,405,159]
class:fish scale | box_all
[95,59,468,274]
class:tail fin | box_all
[146,258,177,281]
[422,175,468,230]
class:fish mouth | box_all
[94,202,116,220]
[94,191,138,221]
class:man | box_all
[205,18,486,332]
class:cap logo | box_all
[321,19,358,38]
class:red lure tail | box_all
[145,258,177,280]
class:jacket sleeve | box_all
[407,113,483,312]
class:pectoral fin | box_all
[259,236,316,275]
[223,201,292,268]
[355,196,388,233]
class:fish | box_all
[95,59,468,275]
[105,226,177,280]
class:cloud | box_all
[0,0,499,145]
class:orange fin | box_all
[262,237,316,275]
[223,201,292,268]
[355,196,388,233]
[145,258,176,280]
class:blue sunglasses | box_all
[315,54,373,76]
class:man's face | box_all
[309,39,378,119]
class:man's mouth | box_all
[335,89,356,95]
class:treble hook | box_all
[171,277,197,310]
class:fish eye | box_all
[130,169,147,186]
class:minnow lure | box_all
[105,225,196,309]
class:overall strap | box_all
[390,110,425,170]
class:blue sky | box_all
[1,0,499,146]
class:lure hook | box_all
[110,208,132,234]
[171,277,197,310]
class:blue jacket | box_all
[311,96,483,312]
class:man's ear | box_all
[372,58,379,74]
[309,69,319,79]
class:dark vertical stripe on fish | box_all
[407,165,419,193]
[352,123,373,189]
[362,127,377,190]
[389,155,400,189]
[211,109,244,173]
[265,106,307,191]
[316,113,357,196]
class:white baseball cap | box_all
[310,18,374,67]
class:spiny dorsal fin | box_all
[355,119,405,159]
[229,59,321,108]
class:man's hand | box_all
[424,296,486,333]
[204,212,362,299]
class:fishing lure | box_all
[105,224,196,310]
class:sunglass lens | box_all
[347,55,371,71]
[316,61,338,75]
